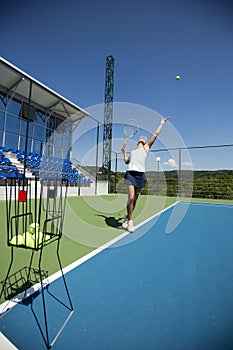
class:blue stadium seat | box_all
[0,164,9,171]
[30,168,39,176]
[17,153,24,161]
[10,165,19,172]
[7,171,17,179]
[0,171,6,179]
[1,157,11,165]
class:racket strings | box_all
[124,119,138,138]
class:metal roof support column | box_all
[95,122,100,195]
[114,152,118,193]
[23,80,32,178]
[2,77,25,147]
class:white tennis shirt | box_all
[127,145,149,172]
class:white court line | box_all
[0,201,179,316]
[133,200,180,230]
[189,201,233,209]
[0,332,18,349]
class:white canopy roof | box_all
[0,56,89,122]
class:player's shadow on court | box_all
[96,214,124,228]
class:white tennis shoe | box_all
[122,216,128,229]
[128,220,135,233]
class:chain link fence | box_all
[112,144,233,200]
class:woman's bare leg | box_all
[127,186,141,220]
[127,185,135,220]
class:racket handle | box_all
[122,142,126,150]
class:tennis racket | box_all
[122,119,139,150]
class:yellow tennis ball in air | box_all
[176,75,181,80]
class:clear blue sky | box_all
[1,0,233,170]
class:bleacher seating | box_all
[0,146,93,187]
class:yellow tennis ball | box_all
[33,232,50,247]
[23,232,35,248]
[10,235,24,246]
[176,75,181,80]
[44,235,50,244]
[28,222,40,234]
[34,231,43,247]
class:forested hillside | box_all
[110,170,233,200]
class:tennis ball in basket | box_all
[34,232,50,247]
[175,75,181,80]
[44,235,50,244]
[34,231,43,246]
[23,232,35,248]
[28,222,40,234]
[10,235,24,246]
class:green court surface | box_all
[0,194,232,305]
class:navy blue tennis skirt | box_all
[124,171,146,188]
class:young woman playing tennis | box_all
[121,116,170,232]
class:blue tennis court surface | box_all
[1,202,233,350]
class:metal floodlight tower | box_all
[102,55,114,191]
